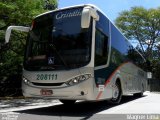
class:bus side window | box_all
[95,29,108,66]
[127,47,145,69]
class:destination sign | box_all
[55,9,82,20]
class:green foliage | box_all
[115,7,160,59]
[44,0,58,10]
[0,0,57,84]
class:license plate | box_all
[40,89,53,96]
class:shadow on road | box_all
[17,95,146,119]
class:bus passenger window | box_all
[95,29,108,66]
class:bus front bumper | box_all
[22,78,95,100]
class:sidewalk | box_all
[0,98,60,113]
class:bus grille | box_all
[32,82,64,86]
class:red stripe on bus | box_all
[96,62,130,100]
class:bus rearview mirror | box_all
[81,7,99,28]
[5,26,30,44]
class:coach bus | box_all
[5,4,148,104]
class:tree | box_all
[0,0,57,96]
[115,7,160,60]
[44,0,58,10]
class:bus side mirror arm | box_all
[5,26,30,44]
[81,6,99,28]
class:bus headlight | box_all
[65,74,91,86]
[23,77,31,85]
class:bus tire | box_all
[59,100,76,105]
[134,92,143,97]
[109,81,122,104]
[134,84,144,97]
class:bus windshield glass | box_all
[24,8,92,71]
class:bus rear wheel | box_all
[134,84,144,97]
[59,100,76,105]
[109,81,122,104]
[134,92,143,97]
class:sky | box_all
[58,0,160,23]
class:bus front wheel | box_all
[109,81,122,104]
[59,100,76,105]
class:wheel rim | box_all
[112,84,119,100]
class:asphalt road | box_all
[0,92,160,120]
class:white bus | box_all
[5,4,148,104]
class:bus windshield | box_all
[24,8,92,71]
